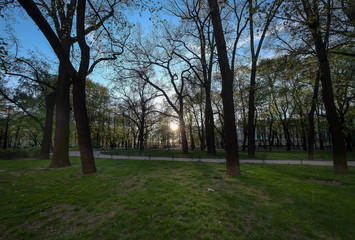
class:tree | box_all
[331,54,355,151]
[166,0,217,155]
[2,55,56,159]
[115,75,160,151]
[247,0,282,158]
[17,0,129,173]
[208,0,240,175]
[186,85,206,151]
[124,26,191,154]
[298,0,348,174]
[85,79,111,149]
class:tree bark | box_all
[208,0,240,175]
[49,63,71,168]
[72,79,96,174]
[40,91,55,159]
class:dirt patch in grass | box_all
[307,178,342,186]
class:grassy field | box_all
[0,157,354,239]
[102,149,355,161]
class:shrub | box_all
[0,148,41,160]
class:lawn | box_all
[0,157,354,239]
[102,149,355,161]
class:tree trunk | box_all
[248,63,256,158]
[49,63,71,168]
[308,71,320,160]
[205,84,216,155]
[247,0,256,159]
[138,120,145,152]
[189,119,195,150]
[317,113,324,150]
[268,118,274,151]
[242,122,248,151]
[284,125,292,151]
[208,0,240,175]
[72,79,96,174]
[40,91,55,159]
[313,37,347,173]
[179,115,189,154]
[198,102,206,151]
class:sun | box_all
[170,122,179,131]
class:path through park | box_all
[69,151,355,166]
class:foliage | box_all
[0,158,354,239]
[0,147,40,159]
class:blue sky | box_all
[1,5,156,87]
[0,10,55,58]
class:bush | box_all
[0,148,41,160]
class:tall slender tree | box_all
[247,0,282,158]
[208,0,240,175]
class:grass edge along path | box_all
[100,149,355,162]
[0,157,354,240]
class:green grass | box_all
[0,158,354,239]
[102,149,355,161]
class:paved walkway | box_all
[69,151,355,166]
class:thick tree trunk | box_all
[314,38,347,173]
[40,91,55,159]
[73,79,96,174]
[208,0,240,175]
[48,44,72,167]
[49,63,71,168]
[318,62,348,174]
